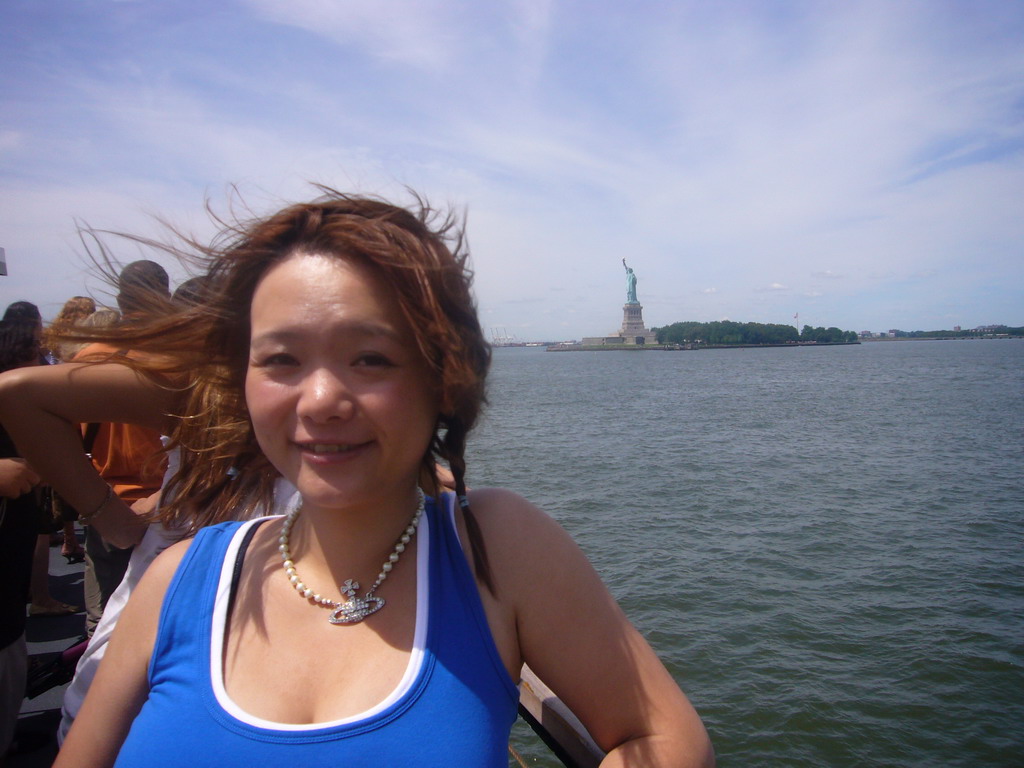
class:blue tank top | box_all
[114,493,519,766]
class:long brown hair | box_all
[67,189,496,588]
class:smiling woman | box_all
[0,189,714,767]
[245,254,438,520]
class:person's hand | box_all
[0,457,41,498]
[130,490,161,517]
[435,463,458,492]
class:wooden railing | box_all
[517,665,605,768]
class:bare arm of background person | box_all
[0,363,178,548]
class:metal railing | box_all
[516,665,605,768]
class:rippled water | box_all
[467,341,1024,767]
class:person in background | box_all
[170,275,211,307]
[43,296,96,365]
[0,313,50,758]
[42,296,97,564]
[79,308,120,330]
[72,263,169,637]
[1,302,45,329]
[5,278,280,742]
[1,302,81,617]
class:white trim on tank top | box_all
[207,496,431,732]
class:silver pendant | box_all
[328,580,384,624]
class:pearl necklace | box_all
[278,488,425,625]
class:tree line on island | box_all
[653,321,857,346]
[889,325,1024,339]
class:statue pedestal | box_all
[581,303,658,346]
[621,303,646,334]
[619,303,658,345]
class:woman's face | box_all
[245,252,438,513]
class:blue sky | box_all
[2,0,1022,339]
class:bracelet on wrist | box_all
[79,485,115,525]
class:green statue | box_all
[622,258,639,304]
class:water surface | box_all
[467,340,1023,767]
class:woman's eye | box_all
[354,353,393,368]
[258,352,298,367]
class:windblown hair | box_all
[43,296,96,361]
[62,189,496,589]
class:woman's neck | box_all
[287,485,424,592]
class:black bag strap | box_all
[227,519,268,621]
[82,423,101,456]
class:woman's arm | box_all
[472,488,715,768]
[54,539,190,768]
[0,363,179,548]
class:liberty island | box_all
[575,259,660,348]
[547,259,863,351]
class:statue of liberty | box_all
[622,258,639,304]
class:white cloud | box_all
[1,0,1021,334]
[243,0,462,71]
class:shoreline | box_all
[858,335,1023,342]
[546,341,862,352]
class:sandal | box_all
[29,601,82,616]
[62,548,86,564]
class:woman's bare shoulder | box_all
[462,487,595,597]
[464,486,558,535]
[132,537,193,600]
[468,485,580,539]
